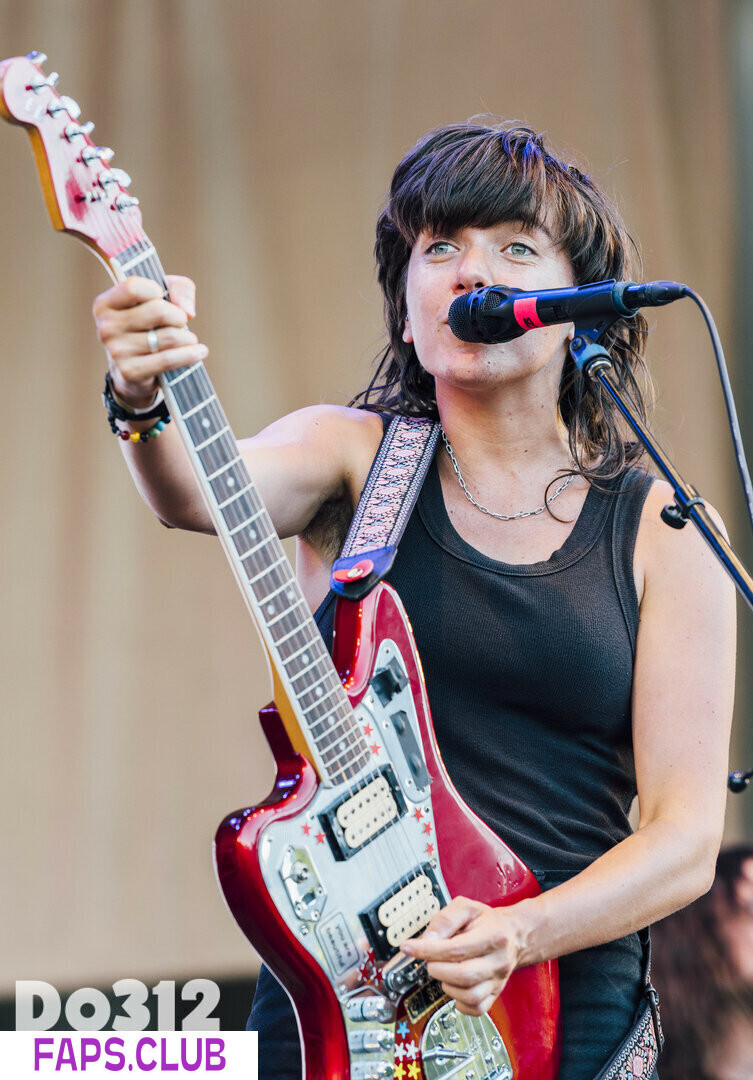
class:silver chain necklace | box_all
[440,428,577,522]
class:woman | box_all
[651,845,753,1080]
[93,122,736,1078]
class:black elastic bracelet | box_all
[102,373,172,441]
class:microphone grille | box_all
[481,289,503,310]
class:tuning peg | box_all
[30,71,59,93]
[47,96,81,120]
[27,50,48,66]
[81,145,114,165]
[99,168,132,190]
[114,194,139,211]
[64,120,94,141]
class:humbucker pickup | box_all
[319,765,407,860]
[360,862,443,961]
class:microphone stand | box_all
[569,331,753,612]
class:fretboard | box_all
[115,238,370,786]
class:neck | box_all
[435,380,570,473]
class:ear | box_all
[402,313,413,344]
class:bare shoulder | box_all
[633,477,732,607]
[247,402,382,458]
[237,404,385,548]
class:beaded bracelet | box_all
[103,373,172,443]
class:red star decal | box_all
[363,723,373,737]
[425,842,434,856]
[301,822,311,836]
[413,807,423,822]
[370,742,380,755]
[315,831,326,844]
[423,821,433,835]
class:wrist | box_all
[108,374,162,414]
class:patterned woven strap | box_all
[330,415,440,600]
[598,1002,661,1080]
[596,930,663,1080]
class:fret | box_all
[258,580,297,606]
[195,425,230,451]
[238,534,275,561]
[164,363,201,387]
[207,456,243,482]
[173,373,215,414]
[182,402,225,446]
[320,740,368,771]
[274,619,316,646]
[247,554,288,586]
[217,483,253,511]
[284,641,319,665]
[265,599,307,629]
[211,465,251,507]
[222,490,262,532]
[299,669,340,700]
[119,245,157,273]
[197,430,241,477]
[228,509,264,537]
[308,702,345,730]
[183,394,217,419]
[289,656,328,683]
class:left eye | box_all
[508,242,533,256]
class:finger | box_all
[441,978,500,1016]
[402,921,493,963]
[455,992,500,1018]
[94,277,164,315]
[165,275,196,319]
[123,296,192,333]
[402,897,483,953]
[116,343,209,385]
[425,958,494,989]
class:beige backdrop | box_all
[0,0,747,994]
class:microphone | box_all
[447,279,687,344]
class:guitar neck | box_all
[115,239,369,787]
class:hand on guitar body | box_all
[401,894,529,1018]
[93,274,205,409]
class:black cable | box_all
[682,287,753,533]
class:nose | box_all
[452,245,494,293]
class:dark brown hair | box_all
[651,845,753,1080]
[353,121,652,485]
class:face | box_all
[402,222,575,395]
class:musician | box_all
[93,122,736,1079]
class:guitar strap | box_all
[329,414,440,600]
[593,931,663,1079]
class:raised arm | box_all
[93,275,382,539]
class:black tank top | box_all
[315,451,652,875]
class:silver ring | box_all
[147,329,159,354]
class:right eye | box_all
[425,240,456,255]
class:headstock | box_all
[0,51,146,279]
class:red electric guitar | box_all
[1,52,560,1079]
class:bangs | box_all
[389,126,557,247]
[385,123,622,285]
